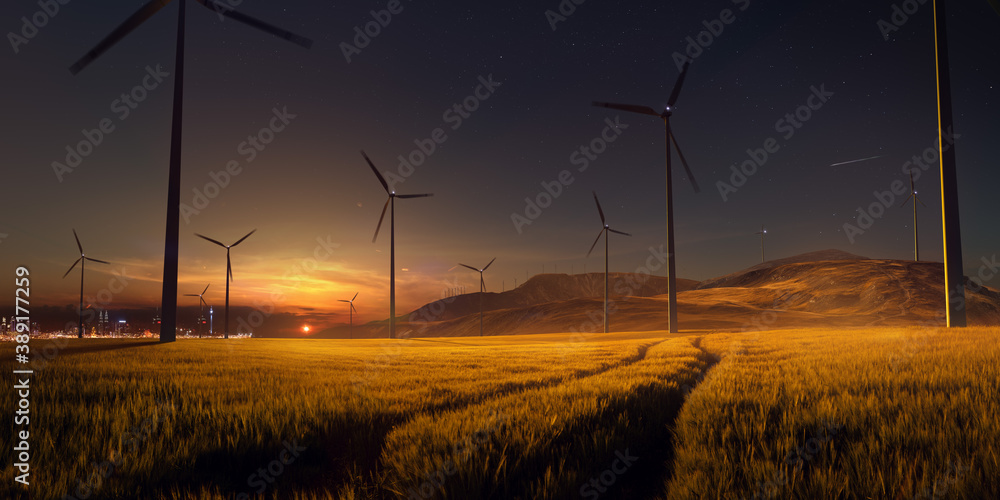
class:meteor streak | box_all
[829,155,884,167]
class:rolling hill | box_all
[312,250,1000,338]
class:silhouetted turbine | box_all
[70,0,311,343]
[900,172,926,262]
[62,229,110,339]
[755,225,767,263]
[195,230,255,339]
[592,60,699,333]
[183,283,210,337]
[459,258,496,337]
[363,150,433,339]
[338,292,359,339]
[586,193,631,334]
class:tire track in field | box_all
[417,338,668,415]
[327,339,670,497]
[618,337,721,498]
[379,336,709,500]
[618,336,721,498]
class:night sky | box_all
[2,1,998,334]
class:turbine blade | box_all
[591,101,660,117]
[200,297,208,309]
[227,253,233,282]
[352,292,359,301]
[63,258,82,279]
[481,275,486,293]
[592,191,606,224]
[916,196,927,208]
[990,0,1000,17]
[351,303,357,314]
[667,60,691,108]
[203,283,211,295]
[69,0,174,74]
[397,193,434,199]
[73,229,83,254]
[195,233,228,248]
[586,229,604,258]
[609,229,632,237]
[483,257,496,271]
[338,300,350,303]
[459,263,480,272]
[195,0,313,48]
[362,150,390,194]
[670,131,701,193]
[373,197,390,243]
[85,257,111,264]
[231,229,257,247]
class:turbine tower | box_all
[586,193,631,334]
[363,150,433,339]
[459,258,496,337]
[195,230,255,339]
[62,230,110,339]
[755,225,767,263]
[900,172,926,262]
[70,0,312,343]
[339,293,359,339]
[592,60,700,333]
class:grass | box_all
[666,326,1000,499]
[1,327,997,499]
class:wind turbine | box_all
[195,230,256,339]
[70,1,312,343]
[586,193,631,334]
[755,225,767,263]
[183,283,210,337]
[900,172,926,261]
[592,60,700,333]
[363,150,434,339]
[459,258,496,337]
[338,292,358,339]
[62,230,110,339]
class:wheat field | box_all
[1,327,997,499]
